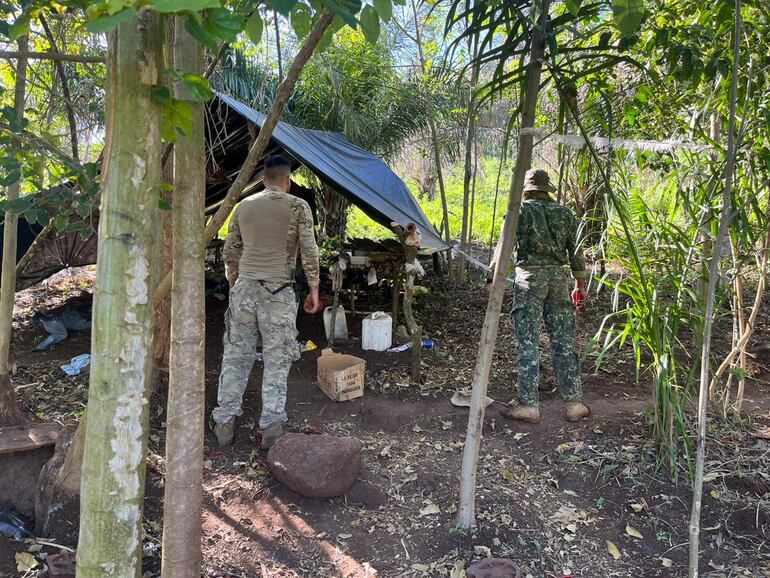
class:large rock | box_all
[267,433,362,498]
[467,559,521,578]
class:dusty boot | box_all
[260,421,285,450]
[500,405,541,424]
[565,402,591,422]
[214,419,235,447]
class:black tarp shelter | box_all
[3,93,445,288]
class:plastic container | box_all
[323,305,348,341]
[362,311,393,351]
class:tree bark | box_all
[0,35,29,426]
[689,3,741,576]
[456,1,550,529]
[161,18,206,578]
[155,11,335,304]
[76,11,164,578]
[274,11,284,83]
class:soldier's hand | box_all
[303,287,322,314]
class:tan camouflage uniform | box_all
[213,187,320,430]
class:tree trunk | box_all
[456,1,550,529]
[410,0,452,281]
[161,19,206,578]
[392,223,422,383]
[689,3,741,576]
[0,35,29,426]
[456,33,481,286]
[321,185,350,239]
[76,11,164,578]
[155,11,335,304]
[274,11,284,83]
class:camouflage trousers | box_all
[212,278,299,429]
[512,267,582,406]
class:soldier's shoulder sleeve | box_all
[224,206,243,283]
[294,198,320,289]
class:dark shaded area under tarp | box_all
[2,93,444,289]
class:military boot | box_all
[260,421,285,450]
[565,402,591,422]
[500,405,541,424]
[214,418,235,447]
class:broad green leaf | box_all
[611,0,645,37]
[272,0,299,16]
[36,209,50,226]
[359,4,380,44]
[391,0,405,4]
[246,11,264,44]
[5,197,32,215]
[563,0,580,16]
[55,212,69,231]
[204,8,244,42]
[151,86,172,104]
[85,8,137,33]
[291,5,313,40]
[153,0,221,13]
[373,0,392,22]
[182,73,214,101]
[185,13,218,51]
[162,99,194,142]
[0,169,21,187]
[9,15,30,40]
[321,0,362,28]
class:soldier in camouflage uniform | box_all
[213,155,321,448]
[491,168,590,423]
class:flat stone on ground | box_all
[467,558,521,578]
[267,433,362,498]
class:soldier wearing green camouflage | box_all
[495,168,590,424]
[213,155,321,449]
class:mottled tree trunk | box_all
[161,18,206,578]
[76,11,164,577]
[456,0,550,529]
[0,35,29,426]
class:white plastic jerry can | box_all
[323,305,349,340]
[362,311,393,351]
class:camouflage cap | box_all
[522,168,556,193]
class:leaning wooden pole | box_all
[456,0,550,529]
[155,11,335,303]
[689,2,741,576]
[0,35,29,426]
[76,11,164,577]
[161,18,206,578]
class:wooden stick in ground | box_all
[0,35,29,426]
[154,11,335,304]
[391,222,422,383]
[456,0,551,529]
[161,17,206,578]
[689,2,741,576]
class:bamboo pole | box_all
[161,18,206,578]
[456,0,550,529]
[689,3,741,575]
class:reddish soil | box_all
[1,267,769,577]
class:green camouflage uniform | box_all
[512,190,585,406]
[213,187,320,430]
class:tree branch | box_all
[0,50,105,64]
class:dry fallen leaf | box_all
[513,432,529,441]
[556,443,571,454]
[474,546,492,558]
[411,563,430,572]
[15,552,38,573]
[625,524,643,540]
[450,560,467,578]
[607,540,622,560]
[419,503,441,517]
[661,557,673,568]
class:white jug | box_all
[323,305,348,341]
[362,311,392,351]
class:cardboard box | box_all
[317,348,366,402]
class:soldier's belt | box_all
[258,280,294,295]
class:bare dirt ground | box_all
[1,266,769,577]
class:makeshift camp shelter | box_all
[2,93,445,289]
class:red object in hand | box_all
[571,288,585,309]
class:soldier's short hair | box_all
[264,155,292,180]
